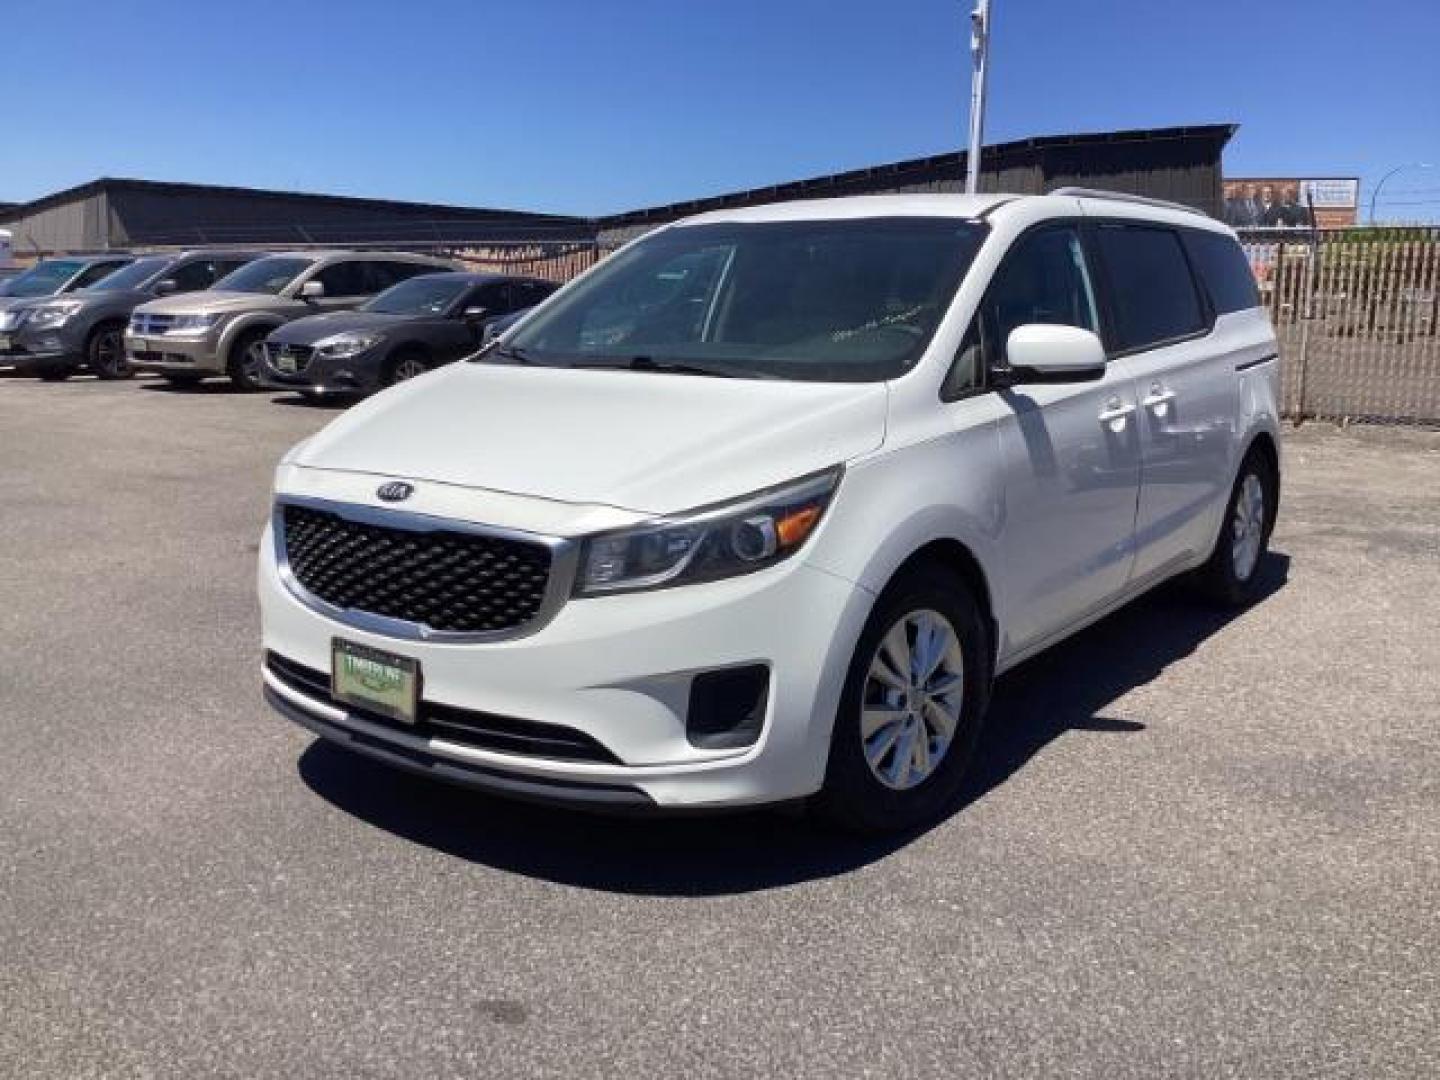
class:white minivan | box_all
[258,190,1280,832]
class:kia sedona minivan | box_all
[259,192,1281,832]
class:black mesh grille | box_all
[281,504,553,635]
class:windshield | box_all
[79,256,170,293]
[499,218,986,382]
[3,259,87,298]
[213,256,313,295]
[362,275,468,316]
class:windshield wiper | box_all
[583,355,770,379]
[473,342,531,365]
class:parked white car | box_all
[258,191,1281,831]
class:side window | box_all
[375,261,433,290]
[511,280,556,310]
[945,226,1099,398]
[168,260,220,292]
[469,283,511,314]
[1094,225,1207,352]
[1182,230,1260,315]
[315,260,372,298]
[71,261,127,289]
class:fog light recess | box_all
[685,664,770,750]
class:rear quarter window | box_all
[1183,230,1261,314]
[1094,224,1208,352]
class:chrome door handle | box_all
[1097,397,1135,430]
[1142,386,1177,409]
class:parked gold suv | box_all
[127,251,455,389]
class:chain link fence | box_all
[1240,227,1440,425]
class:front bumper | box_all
[126,330,225,375]
[0,324,79,368]
[259,346,383,395]
[258,520,871,809]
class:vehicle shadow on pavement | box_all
[298,552,1290,896]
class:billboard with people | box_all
[1223,178,1359,230]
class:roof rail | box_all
[1048,186,1209,218]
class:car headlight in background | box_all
[0,307,31,331]
[574,467,842,596]
[26,300,83,329]
[314,332,382,359]
[166,312,224,335]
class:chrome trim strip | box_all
[273,494,578,644]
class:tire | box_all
[813,564,992,834]
[162,372,205,388]
[1195,448,1278,607]
[226,329,270,392]
[87,323,131,380]
[384,350,430,387]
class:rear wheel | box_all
[226,329,269,391]
[814,565,991,833]
[1196,448,1278,606]
[87,323,131,380]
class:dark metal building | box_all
[598,124,1236,244]
[0,178,591,255]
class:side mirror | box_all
[1000,324,1106,382]
[298,280,325,300]
[462,305,490,322]
[153,278,178,297]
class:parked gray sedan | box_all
[260,272,556,396]
[0,250,258,380]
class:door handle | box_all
[1142,385,1177,410]
[1097,397,1135,431]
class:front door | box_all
[977,223,1142,657]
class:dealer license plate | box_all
[331,639,420,725]
[0,334,11,352]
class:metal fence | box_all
[1240,228,1440,425]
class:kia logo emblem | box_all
[376,481,415,503]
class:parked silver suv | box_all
[127,251,455,390]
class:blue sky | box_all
[3,0,1438,221]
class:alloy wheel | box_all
[391,356,428,383]
[1231,473,1265,581]
[861,609,965,790]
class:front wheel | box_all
[814,565,991,833]
[1196,449,1278,606]
[384,351,430,387]
[87,324,131,380]
[226,330,270,392]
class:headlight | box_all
[574,468,842,596]
[0,307,30,331]
[27,300,83,329]
[314,332,382,359]
[167,312,224,334]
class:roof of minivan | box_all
[671,192,1234,235]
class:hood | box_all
[134,290,302,316]
[269,310,413,345]
[68,287,152,313]
[292,362,888,514]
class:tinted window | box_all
[511,280,557,309]
[379,261,437,288]
[3,260,86,297]
[71,260,130,289]
[315,261,372,298]
[77,257,167,292]
[168,260,224,292]
[978,225,1099,363]
[1095,225,1207,351]
[362,275,470,316]
[470,283,511,313]
[505,218,986,382]
[215,256,313,295]
[1183,230,1260,314]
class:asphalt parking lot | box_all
[2,373,1437,1079]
